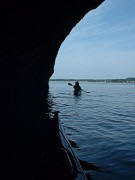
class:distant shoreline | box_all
[50,78,135,83]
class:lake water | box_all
[49,81,135,180]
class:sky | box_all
[52,0,135,79]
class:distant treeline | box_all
[50,78,135,83]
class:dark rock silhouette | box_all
[0,0,104,179]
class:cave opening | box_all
[52,0,135,81]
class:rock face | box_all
[0,0,104,91]
[0,0,104,179]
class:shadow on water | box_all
[79,159,102,180]
[73,92,82,103]
[79,159,101,172]
[69,139,80,149]
[68,137,101,172]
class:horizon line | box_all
[50,77,135,81]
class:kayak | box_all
[54,111,88,180]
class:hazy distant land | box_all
[50,78,135,83]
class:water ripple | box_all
[49,82,135,180]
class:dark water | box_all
[49,81,135,180]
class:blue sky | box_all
[52,0,135,79]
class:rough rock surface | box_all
[0,0,104,179]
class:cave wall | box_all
[0,0,104,126]
[0,0,104,89]
[0,0,104,178]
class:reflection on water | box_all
[49,81,135,180]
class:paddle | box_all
[68,83,73,86]
[68,83,90,93]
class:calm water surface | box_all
[49,81,135,180]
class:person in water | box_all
[73,81,81,95]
